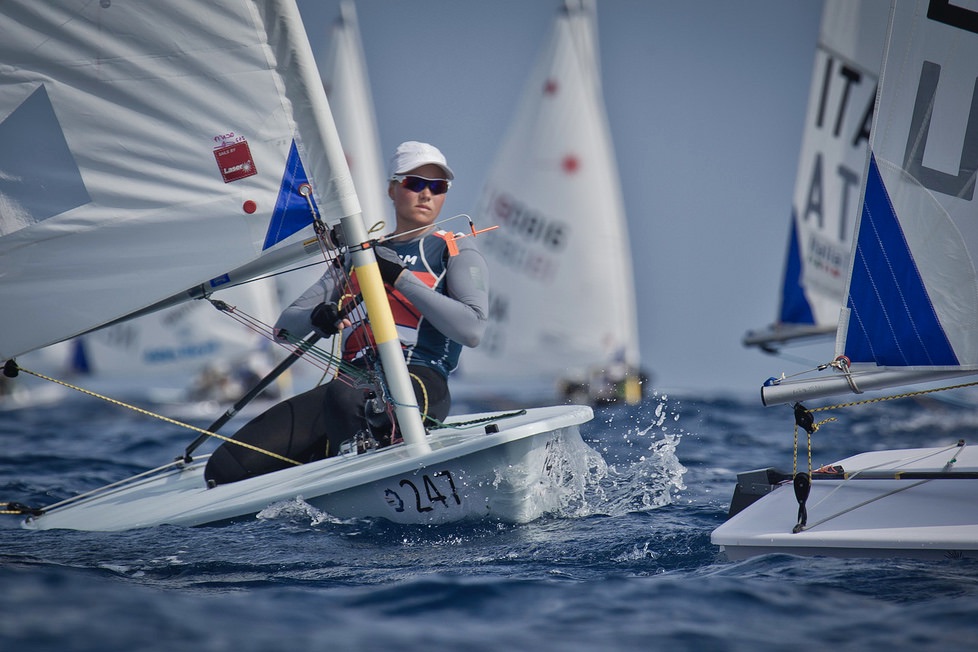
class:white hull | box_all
[24,405,593,531]
[712,444,978,560]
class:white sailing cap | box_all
[388,141,454,180]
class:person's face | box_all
[388,163,449,235]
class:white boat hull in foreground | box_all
[712,443,978,560]
[23,405,594,531]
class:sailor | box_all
[204,142,489,485]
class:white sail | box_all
[0,0,358,361]
[459,0,641,403]
[321,1,390,236]
[744,0,888,351]
[762,0,978,405]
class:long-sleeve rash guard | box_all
[275,231,489,379]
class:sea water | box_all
[1,389,977,651]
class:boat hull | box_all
[23,405,594,531]
[712,444,978,560]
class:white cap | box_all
[388,141,454,180]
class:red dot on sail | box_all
[243,200,257,214]
[543,79,558,95]
[562,155,580,174]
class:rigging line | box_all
[798,479,932,532]
[278,329,370,384]
[372,212,491,245]
[808,442,963,512]
[14,365,302,467]
[430,409,529,430]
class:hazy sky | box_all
[294,0,827,396]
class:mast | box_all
[340,217,430,452]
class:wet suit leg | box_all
[203,365,452,485]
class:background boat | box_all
[713,0,978,559]
[454,0,645,408]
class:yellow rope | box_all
[14,366,301,466]
[409,370,430,421]
[808,379,978,413]
[791,379,978,473]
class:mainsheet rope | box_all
[8,364,303,466]
[787,378,978,532]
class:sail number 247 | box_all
[384,471,462,514]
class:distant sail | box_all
[744,0,888,352]
[762,0,978,405]
[458,0,642,404]
[320,0,390,236]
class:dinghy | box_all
[713,0,978,559]
[454,0,645,407]
[0,0,594,531]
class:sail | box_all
[459,0,640,397]
[744,0,888,351]
[321,1,390,236]
[0,0,358,361]
[762,0,978,405]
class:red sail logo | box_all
[214,141,257,183]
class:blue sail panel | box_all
[844,154,958,367]
[262,140,317,251]
[778,211,816,326]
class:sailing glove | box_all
[373,245,406,285]
[310,302,342,336]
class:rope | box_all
[790,378,978,471]
[787,379,976,533]
[13,366,302,466]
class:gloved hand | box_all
[373,245,406,285]
[310,302,342,336]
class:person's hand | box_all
[374,245,406,285]
[310,302,342,336]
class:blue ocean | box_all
[2,389,977,651]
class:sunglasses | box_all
[392,174,451,195]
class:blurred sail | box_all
[274,0,389,391]
[458,0,643,406]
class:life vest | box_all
[342,232,461,378]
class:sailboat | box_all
[712,0,978,559]
[0,0,595,531]
[742,0,888,353]
[455,0,645,408]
